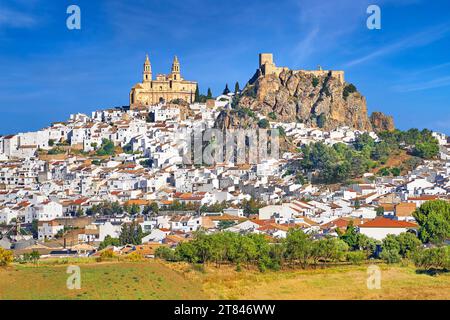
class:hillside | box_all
[227,66,394,132]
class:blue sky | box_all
[1,0,450,134]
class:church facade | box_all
[129,55,197,109]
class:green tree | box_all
[413,141,439,159]
[207,88,213,99]
[223,84,230,95]
[242,198,263,216]
[390,167,401,177]
[143,202,159,216]
[98,235,121,250]
[268,112,277,120]
[376,206,385,217]
[396,232,421,257]
[354,133,375,152]
[284,229,312,268]
[234,82,240,94]
[412,246,449,270]
[96,139,115,156]
[155,246,179,262]
[75,207,84,217]
[277,126,286,137]
[413,200,450,244]
[312,76,319,87]
[343,83,357,99]
[380,234,401,263]
[130,204,140,215]
[316,113,326,128]
[119,221,143,245]
[217,220,236,230]
[340,222,359,249]
[257,119,270,129]
[346,251,365,264]
[194,85,200,103]
[29,250,41,265]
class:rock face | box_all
[237,69,376,131]
[214,109,258,130]
[370,112,395,132]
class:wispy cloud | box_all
[343,25,450,68]
[0,7,36,28]
[392,76,450,92]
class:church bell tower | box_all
[143,54,152,82]
[171,55,180,80]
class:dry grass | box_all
[166,262,450,300]
[1,260,449,300]
[0,261,206,300]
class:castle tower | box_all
[171,55,180,80]
[143,54,152,82]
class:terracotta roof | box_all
[395,203,417,217]
[408,195,438,201]
[209,214,246,222]
[359,217,418,229]
[125,199,150,206]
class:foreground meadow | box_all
[0,260,448,300]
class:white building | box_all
[358,217,418,241]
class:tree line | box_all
[156,200,450,272]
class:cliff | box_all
[370,112,395,132]
[232,68,393,131]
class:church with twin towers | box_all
[129,54,198,109]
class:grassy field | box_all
[0,260,449,300]
[0,261,207,300]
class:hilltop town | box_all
[0,53,449,261]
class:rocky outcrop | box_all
[237,69,374,131]
[214,109,258,130]
[370,112,395,132]
[214,109,297,153]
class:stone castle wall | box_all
[258,53,345,84]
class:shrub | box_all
[380,249,401,264]
[346,251,365,265]
[316,113,326,128]
[412,247,449,271]
[343,83,357,99]
[125,251,144,261]
[96,139,115,156]
[257,119,270,129]
[47,147,65,155]
[96,249,116,262]
[312,77,319,87]
[0,248,13,267]
[155,246,179,262]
